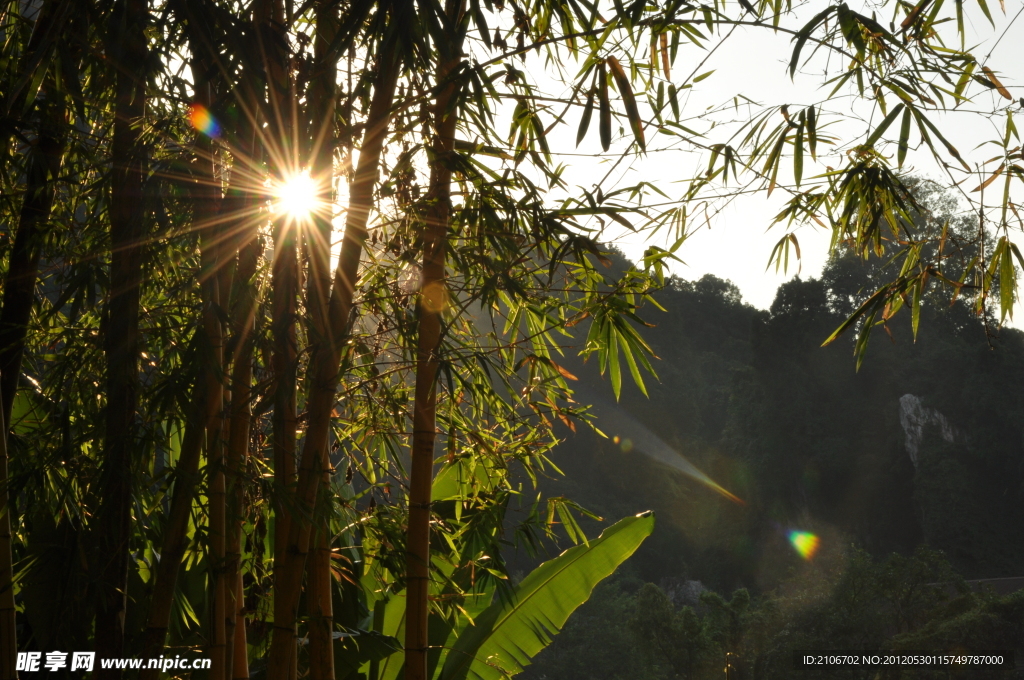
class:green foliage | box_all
[528,549,1024,680]
[2,0,1024,674]
[341,512,653,680]
[442,512,654,680]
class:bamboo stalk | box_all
[136,387,212,679]
[209,418,228,680]
[265,31,401,677]
[212,163,240,680]
[232,570,250,679]
[94,0,148,675]
[253,0,301,673]
[306,2,339,675]
[270,200,300,675]
[208,414,228,679]
[0,6,76,670]
[137,70,224,680]
[0,101,65,427]
[0,388,16,680]
[0,47,69,680]
[404,14,464,675]
[188,73,231,680]
[307,467,335,680]
[224,121,262,680]
[307,0,339,331]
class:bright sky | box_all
[523,1,1024,311]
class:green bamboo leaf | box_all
[822,285,889,348]
[577,85,596,147]
[794,111,805,187]
[608,329,621,400]
[765,132,786,196]
[897,106,912,168]
[555,502,584,545]
[1009,241,1024,272]
[971,163,1004,192]
[976,0,994,25]
[530,111,552,160]
[789,7,836,78]
[606,56,645,151]
[865,103,905,148]
[954,61,976,98]
[806,105,818,160]
[471,0,491,48]
[616,323,647,397]
[911,276,922,340]
[997,237,1015,321]
[660,32,670,79]
[913,108,970,170]
[900,0,931,30]
[598,62,611,151]
[440,513,655,680]
[853,309,878,371]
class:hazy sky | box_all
[524,1,1024,312]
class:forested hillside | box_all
[524,248,1024,679]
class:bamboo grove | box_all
[0,0,1021,678]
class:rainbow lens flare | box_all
[788,531,820,560]
[189,104,221,138]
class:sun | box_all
[274,171,319,220]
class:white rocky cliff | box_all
[898,394,955,467]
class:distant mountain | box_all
[536,250,1024,593]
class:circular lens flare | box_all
[275,171,319,220]
[788,530,820,560]
[189,104,221,138]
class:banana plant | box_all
[333,511,655,680]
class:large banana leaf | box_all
[335,629,402,680]
[439,511,655,680]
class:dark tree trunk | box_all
[94,0,148,675]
